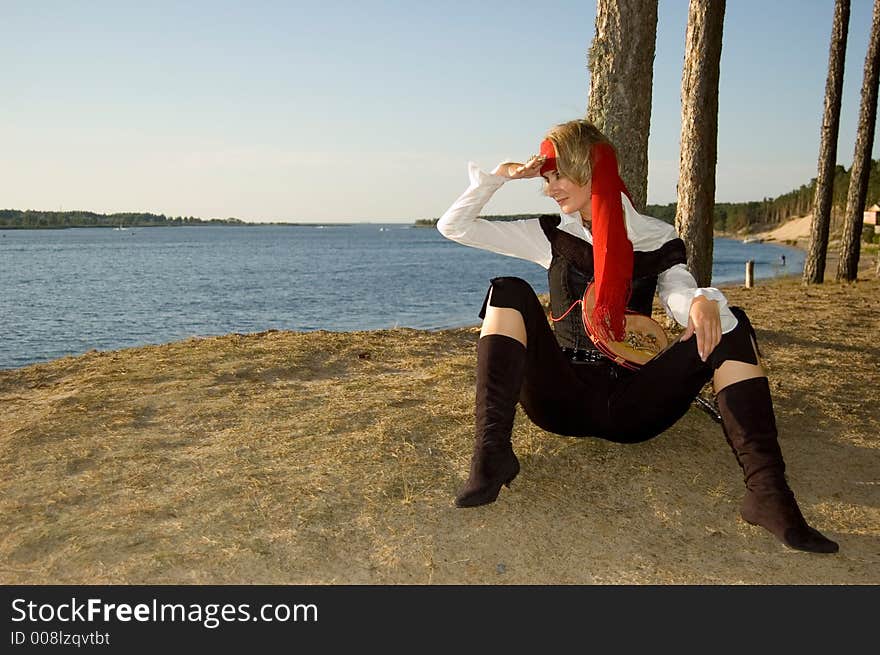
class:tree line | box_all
[647,157,880,234]
[418,156,879,233]
[0,210,246,229]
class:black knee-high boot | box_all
[454,334,526,508]
[716,377,838,553]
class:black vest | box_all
[538,214,687,350]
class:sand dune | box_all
[754,215,814,243]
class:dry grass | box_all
[1,266,878,584]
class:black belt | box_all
[561,347,606,363]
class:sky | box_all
[2,0,878,223]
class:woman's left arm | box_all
[680,293,722,362]
[657,264,738,360]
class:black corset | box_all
[538,214,687,350]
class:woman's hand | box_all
[492,154,546,179]
[679,296,721,362]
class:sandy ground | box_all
[753,215,814,242]
[1,243,878,585]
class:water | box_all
[0,225,803,369]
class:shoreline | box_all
[714,214,880,287]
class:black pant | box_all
[479,277,759,444]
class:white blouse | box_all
[437,162,738,333]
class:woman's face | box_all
[542,170,591,220]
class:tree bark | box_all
[804,0,850,284]
[675,0,725,288]
[837,0,880,281]
[587,0,658,212]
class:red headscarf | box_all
[540,138,633,341]
[539,138,558,175]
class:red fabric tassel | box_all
[589,143,633,342]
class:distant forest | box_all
[0,210,248,229]
[650,159,880,233]
[416,158,880,233]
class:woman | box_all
[437,119,838,554]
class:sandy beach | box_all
[746,214,815,244]
[1,227,878,585]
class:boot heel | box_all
[455,452,519,507]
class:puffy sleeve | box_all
[436,162,552,268]
[621,196,738,333]
[657,264,739,333]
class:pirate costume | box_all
[438,140,838,554]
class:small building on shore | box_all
[865,204,880,233]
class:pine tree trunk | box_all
[676,0,725,288]
[805,0,850,284]
[837,0,880,281]
[587,0,658,212]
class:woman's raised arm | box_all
[436,156,553,268]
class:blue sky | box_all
[2,0,877,222]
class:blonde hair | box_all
[545,120,614,185]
